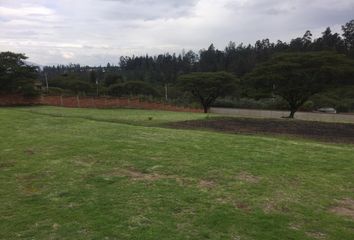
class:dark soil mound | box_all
[170,118,354,144]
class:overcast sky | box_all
[0,0,353,66]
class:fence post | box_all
[77,95,80,108]
[91,97,95,108]
[60,95,63,106]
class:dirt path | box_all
[170,117,354,144]
[211,107,354,124]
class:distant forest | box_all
[40,19,354,112]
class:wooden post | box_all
[60,95,63,106]
[77,95,80,108]
[91,97,95,108]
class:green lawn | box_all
[1,107,353,240]
[17,106,209,126]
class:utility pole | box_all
[96,78,99,97]
[44,72,49,92]
[165,83,168,101]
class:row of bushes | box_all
[212,97,289,110]
[45,87,354,113]
[41,72,354,113]
[213,86,354,113]
[46,80,161,96]
[308,86,354,112]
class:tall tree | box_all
[199,44,225,72]
[313,27,345,52]
[244,52,354,118]
[0,52,38,96]
[342,19,354,55]
[89,70,97,84]
[178,72,237,113]
[289,31,313,51]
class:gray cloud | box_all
[0,0,353,65]
[76,0,200,21]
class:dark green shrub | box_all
[212,97,288,110]
[46,87,65,95]
[21,84,40,98]
[300,101,315,111]
[108,81,160,97]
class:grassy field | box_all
[1,107,353,240]
[19,106,209,126]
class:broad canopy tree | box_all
[0,52,38,96]
[244,51,354,118]
[178,71,237,113]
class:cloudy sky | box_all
[0,0,353,65]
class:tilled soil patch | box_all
[170,117,354,144]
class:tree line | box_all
[1,19,354,117]
[43,20,354,85]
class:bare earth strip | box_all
[170,117,354,144]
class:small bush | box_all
[46,87,65,95]
[212,97,288,110]
[21,84,40,98]
[300,101,315,111]
[108,81,160,97]
[310,86,354,113]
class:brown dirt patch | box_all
[104,168,219,193]
[263,201,277,214]
[103,168,200,187]
[288,223,301,231]
[16,172,45,181]
[330,198,354,220]
[235,171,261,183]
[106,168,165,181]
[216,196,232,204]
[72,157,98,167]
[0,161,16,169]
[198,180,216,190]
[24,148,35,155]
[216,196,253,212]
[306,232,327,239]
[16,171,52,196]
[170,117,354,144]
[234,202,251,212]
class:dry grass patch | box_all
[198,179,216,190]
[235,171,261,183]
[262,191,295,214]
[105,168,166,181]
[0,161,16,169]
[103,168,198,187]
[288,223,301,231]
[306,231,327,239]
[15,172,51,196]
[72,157,98,167]
[234,202,251,212]
[330,198,354,220]
[24,148,35,155]
[263,200,277,214]
[215,195,252,212]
